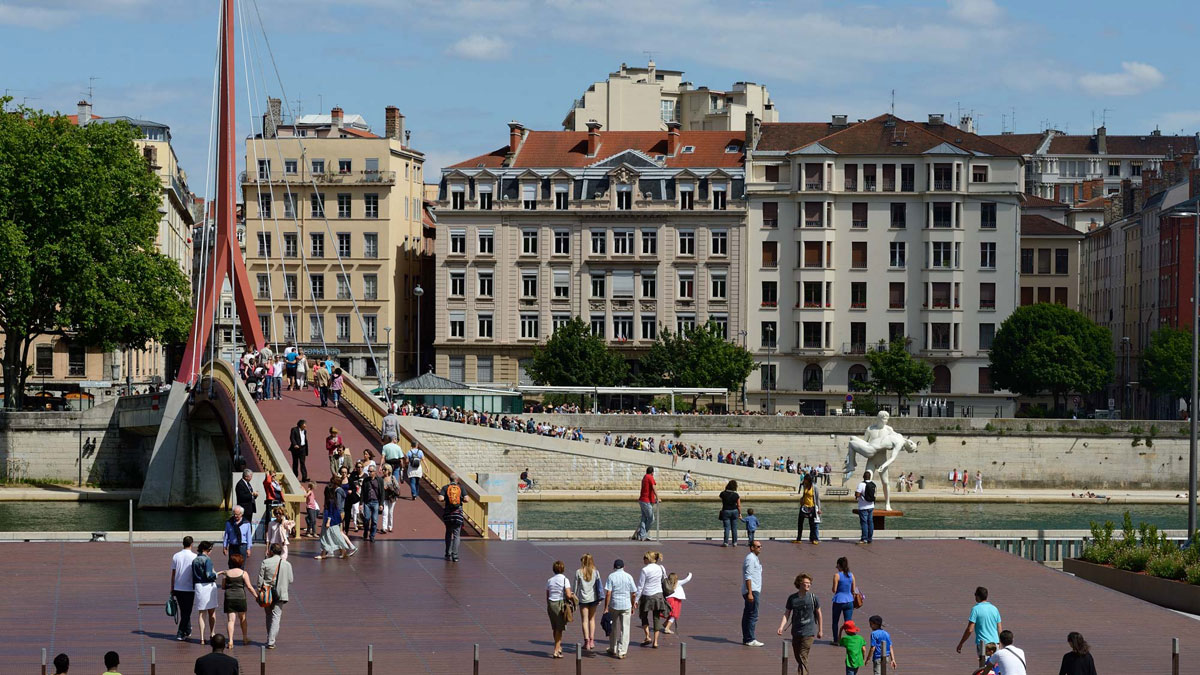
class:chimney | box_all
[508,121,526,155]
[744,112,760,156]
[666,121,681,156]
[957,115,975,134]
[1096,125,1107,154]
[385,106,405,142]
[928,113,944,126]
[263,97,281,139]
[586,120,602,156]
[647,58,657,81]
[831,114,848,127]
[77,100,92,126]
[330,106,343,129]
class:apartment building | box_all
[563,59,777,132]
[435,121,746,387]
[192,204,248,364]
[243,102,426,384]
[986,127,1198,204]
[745,113,1023,416]
[1017,215,1082,308]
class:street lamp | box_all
[383,325,391,394]
[1121,336,1131,419]
[1172,202,1200,542]
[413,284,424,377]
[739,329,748,410]
[765,324,775,415]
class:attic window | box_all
[681,146,695,154]
[725,144,740,153]
[654,155,666,161]
[475,162,485,168]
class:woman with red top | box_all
[326,427,343,478]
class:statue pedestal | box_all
[853,509,904,531]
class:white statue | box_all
[843,410,918,511]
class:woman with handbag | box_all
[796,474,821,544]
[218,552,257,646]
[547,560,577,658]
[381,471,400,534]
[573,554,602,650]
[831,557,860,645]
[636,551,669,649]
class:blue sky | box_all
[2,0,1198,187]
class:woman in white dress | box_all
[191,540,219,644]
[297,351,308,390]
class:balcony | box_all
[864,179,877,192]
[882,180,896,191]
[804,218,823,228]
[805,180,822,190]
[933,179,954,191]
[844,180,857,191]
[932,219,952,229]
[241,170,396,185]
[842,342,868,354]
[852,220,867,229]
[901,181,915,192]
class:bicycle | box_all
[518,480,541,494]
[677,483,702,495]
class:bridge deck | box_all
[255,389,447,540]
[3,538,1196,673]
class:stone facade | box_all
[0,405,154,487]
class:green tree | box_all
[1142,327,1192,409]
[989,303,1114,414]
[865,338,933,409]
[0,100,193,409]
[638,321,755,391]
[526,317,628,387]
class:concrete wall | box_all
[0,401,154,487]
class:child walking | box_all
[741,508,760,546]
[867,615,898,674]
[839,619,866,674]
[663,571,692,635]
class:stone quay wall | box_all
[0,402,153,487]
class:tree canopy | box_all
[864,338,933,408]
[525,317,629,386]
[638,321,755,390]
[1141,327,1192,408]
[0,100,193,408]
[989,303,1114,412]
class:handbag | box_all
[256,565,276,608]
[561,597,575,624]
[166,595,179,624]
[852,591,865,609]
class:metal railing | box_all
[980,530,1189,564]
[241,170,396,185]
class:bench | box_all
[825,487,850,496]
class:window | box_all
[978,367,993,393]
[337,232,352,258]
[851,282,867,308]
[761,321,777,347]
[363,314,377,342]
[31,345,50,377]
[449,311,465,338]
[932,202,952,228]
[1037,249,1051,274]
[890,203,906,229]
[311,159,325,175]
[852,202,868,228]
[709,313,729,338]
[335,193,351,218]
[678,270,694,299]
[282,232,297,258]
[449,271,465,297]
[971,165,989,182]
[1020,248,1033,274]
[552,269,569,298]
[553,229,570,255]
[68,345,85,376]
[981,203,997,229]
[679,183,695,210]
[590,315,606,338]
[282,314,297,341]
[310,192,325,217]
[890,242,906,268]
[760,363,777,391]
[309,273,324,299]
[552,314,571,333]
[979,282,996,309]
[613,230,634,254]
[641,315,657,340]
[477,270,494,297]
[932,242,952,268]
[801,322,822,349]
[803,281,823,307]
[676,313,696,334]
[761,241,778,268]
[450,229,465,254]
[479,184,493,210]
[1131,162,1143,177]
[257,232,271,257]
[257,273,270,299]
[1020,286,1034,305]
[284,159,298,175]
[889,282,905,309]
[612,270,634,298]
[613,315,634,340]
[763,201,778,227]
[336,315,351,342]
[765,165,780,182]
[310,232,324,257]
[521,271,538,298]
[522,183,538,210]
[478,229,494,254]
[451,186,465,210]
[337,273,352,300]
[1108,161,1121,177]
[591,231,606,255]
[889,322,905,342]
[338,159,352,174]
[641,229,657,254]
[448,356,464,382]
[522,229,539,255]
[258,193,272,218]
[641,272,656,298]
[1038,286,1051,303]
[257,158,270,179]
[678,230,695,256]
[616,185,632,210]
[761,280,777,306]
[710,271,727,299]
[554,185,569,210]
[363,193,379,219]
[712,185,727,210]
[1055,248,1069,275]
[591,274,606,298]
[980,242,996,269]
[851,242,868,269]
[282,193,297,218]
[711,230,728,256]
[660,98,676,123]
[930,323,951,350]
[1054,287,1069,305]
[363,274,378,300]
[930,282,952,308]
[284,274,297,299]
[363,233,378,259]
[477,356,494,382]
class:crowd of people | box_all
[236,343,344,407]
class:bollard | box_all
[367,644,374,675]
[260,645,266,675]
[780,639,788,675]
[1173,637,1180,675]
[41,648,46,675]
[575,642,582,675]
[151,646,156,675]
[679,641,687,675]
[473,643,479,675]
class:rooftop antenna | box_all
[1101,108,1113,127]
[86,75,99,102]
[1001,113,1007,134]
[1011,107,1015,133]
[890,89,895,116]
[643,50,656,63]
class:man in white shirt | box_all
[854,470,876,544]
[170,536,197,641]
[742,540,764,646]
[987,630,1027,675]
[604,559,638,659]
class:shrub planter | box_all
[1064,558,1200,614]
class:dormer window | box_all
[450,184,465,210]
[681,146,695,154]
[679,183,695,210]
[478,183,493,210]
[712,184,727,210]
[725,144,740,153]
[616,184,633,210]
[522,184,538,210]
[554,184,569,210]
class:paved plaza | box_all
[3,538,1198,673]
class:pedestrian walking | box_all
[635,551,668,648]
[101,651,121,675]
[440,473,466,562]
[742,508,760,546]
[796,473,822,545]
[604,558,638,659]
[315,483,354,560]
[288,419,309,482]
[778,573,822,675]
[381,409,401,448]
[361,465,384,542]
[855,470,877,544]
[222,506,253,566]
[233,470,257,533]
[839,619,866,674]
[330,367,344,406]
[193,634,238,675]
[1059,631,1096,675]
[381,433,404,485]
[302,482,319,538]
[634,466,658,541]
[574,554,602,650]
[313,362,331,406]
[264,507,294,559]
[326,427,343,477]
[546,560,577,659]
[741,540,764,646]
[381,470,400,534]
[296,352,307,391]
[975,470,984,494]
[831,557,858,644]
[192,541,219,645]
[867,615,898,675]
[663,571,692,635]
[986,630,1027,675]
[170,536,197,642]
[405,444,424,500]
[257,543,294,650]
[956,586,1002,667]
[218,552,256,646]
[271,357,283,400]
[718,480,741,547]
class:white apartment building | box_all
[563,59,777,132]
[435,122,746,388]
[745,113,1023,416]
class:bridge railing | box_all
[339,374,498,537]
[202,360,306,518]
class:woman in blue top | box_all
[830,557,858,644]
[315,483,354,560]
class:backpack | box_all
[445,483,462,508]
[408,450,422,470]
[863,481,877,503]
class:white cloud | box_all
[947,0,1001,25]
[1079,62,1165,96]
[446,34,510,60]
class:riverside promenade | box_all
[3,538,1197,673]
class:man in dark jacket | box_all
[234,469,257,524]
[288,419,309,481]
[360,465,385,542]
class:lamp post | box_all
[1169,202,1200,541]
[739,329,748,411]
[383,325,391,391]
[765,324,775,415]
[413,284,424,377]
[1121,336,1131,419]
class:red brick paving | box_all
[2,539,1197,673]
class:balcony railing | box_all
[805,180,822,190]
[980,301,995,310]
[844,181,857,191]
[852,219,867,228]
[843,342,867,354]
[933,179,954,190]
[802,301,823,308]
[882,180,896,191]
[241,170,396,185]
[932,219,952,228]
[763,219,778,228]
[850,301,866,309]
[901,181,915,191]
[804,218,822,228]
[889,301,905,309]
[864,180,877,192]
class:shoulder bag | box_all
[561,596,576,624]
[166,595,179,623]
[256,563,276,608]
[852,590,865,609]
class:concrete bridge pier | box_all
[139,383,232,508]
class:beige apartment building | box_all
[744,113,1024,416]
[243,102,426,384]
[435,121,747,387]
[563,59,778,132]
[1018,215,1083,308]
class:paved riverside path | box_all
[3,539,1197,673]
[255,389,448,540]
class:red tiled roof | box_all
[450,130,744,169]
[64,114,100,126]
[980,133,1045,155]
[1020,193,1069,209]
[757,115,1021,157]
[756,123,841,152]
[339,127,380,139]
[1048,133,1197,155]
[1075,195,1109,209]
[1021,214,1082,237]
